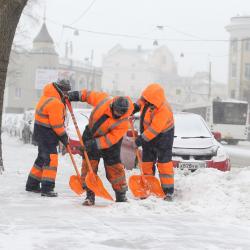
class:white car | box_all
[122,112,231,171]
[172,113,231,171]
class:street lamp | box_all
[62,24,79,36]
[153,40,158,46]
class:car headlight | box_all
[212,146,227,162]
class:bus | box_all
[182,98,249,145]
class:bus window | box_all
[213,102,248,125]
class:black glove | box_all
[82,125,93,142]
[68,91,80,102]
[132,103,140,115]
[58,133,69,147]
[78,146,85,156]
[135,135,144,147]
[84,139,98,152]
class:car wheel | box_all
[227,139,238,145]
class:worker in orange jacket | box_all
[133,83,175,201]
[68,90,134,205]
[25,80,71,197]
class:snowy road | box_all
[0,134,250,250]
[223,141,250,168]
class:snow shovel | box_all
[67,145,85,196]
[65,98,113,201]
[128,119,165,198]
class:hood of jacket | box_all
[43,83,61,100]
[141,83,166,108]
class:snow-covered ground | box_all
[0,133,250,250]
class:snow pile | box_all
[174,168,250,219]
[0,134,250,250]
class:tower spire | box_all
[43,4,46,23]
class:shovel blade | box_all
[129,175,165,198]
[85,172,114,201]
[129,175,150,198]
[69,175,85,196]
[144,175,165,198]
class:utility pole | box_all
[208,61,212,100]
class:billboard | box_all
[35,69,58,90]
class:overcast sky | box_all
[20,0,250,83]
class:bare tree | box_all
[0,0,28,173]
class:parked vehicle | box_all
[121,112,230,171]
[121,113,230,171]
[182,98,249,145]
[2,113,23,137]
[21,110,35,144]
[171,113,230,171]
[63,109,92,155]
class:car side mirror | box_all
[127,129,138,138]
[212,131,221,142]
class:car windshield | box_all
[174,113,212,138]
[66,109,92,138]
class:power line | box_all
[156,25,205,40]
[69,0,97,25]
[23,12,250,43]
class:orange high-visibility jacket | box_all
[35,83,66,137]
[138,83,174,142]
[79,90,134,150]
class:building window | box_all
[230,90,235,98]
[231,63,236,78]
[231,39,237,53]
[245,39,250,51]
[244,63,250,80]
[15,87,21,98]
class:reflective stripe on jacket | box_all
[35,83,66,137]
[79,89,134,150]
[138,83,174,142]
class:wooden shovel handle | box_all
[65,98,94,174]
[67,145,81,178]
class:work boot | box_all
[26,186,41,193]
[82,189,95,206]
[164,193,174,201]
[163,187,174,201]
[115,191,128,202]
[41,190,58,197]
[26,176,41,193]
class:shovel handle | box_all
[65,98,94,174]
[129,118,145,177]
[67,145,81,178]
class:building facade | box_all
[101,44,227,111]
[101,44,178,99]
[166,72,228,110]
[226,16,250,103]
[4,22,102,113]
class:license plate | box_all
[178,162,206,170]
